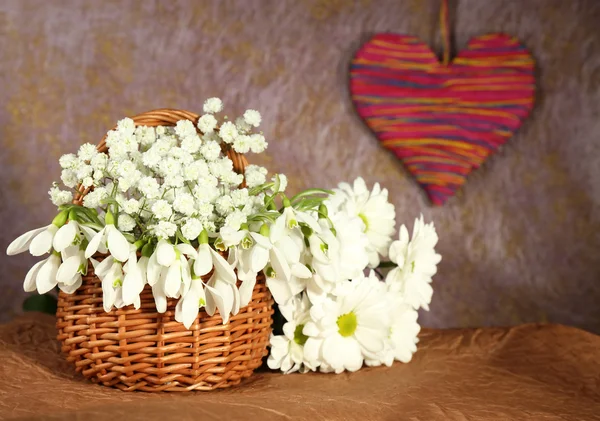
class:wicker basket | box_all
[55,109,274,392]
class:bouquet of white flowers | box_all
[7,99,441,387]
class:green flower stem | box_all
[290,189,334,204]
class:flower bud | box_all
[105,211,116,226]
[52,209,69,227]
[141,242,154,257]
[133,239,145,250]
[68,208,78,222]
[318,204,328,219]
[259,223,270,237]
[198,230,209,245]
[300,223,313,238]
[283,198,291,208]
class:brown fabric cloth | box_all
[1,314,599,421]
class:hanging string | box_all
[440,0,451,65]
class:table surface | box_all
[1,314,599,421]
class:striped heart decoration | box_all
[349,32,535,206]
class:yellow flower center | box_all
[337,312,358,337]
[294,324,308,345]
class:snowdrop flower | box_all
[386,216,441,310]
[328,207,370,280]
[175,271,208,329]
[303,273,391,373]
[203,97,223,114]
[327,177,396,267]
[23,252,62,294]
[122,247,149,308]
[56,245,87,293]
[85,212,131,262]
[7,210,70,256]
[147,240,195,305]
[268,294,316,374]
[204,246,239,323]
[243,109,261,127]
[53,220,96,253]
[244,165,267,188]
[93,256,125,312]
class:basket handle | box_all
[73,108,248,206]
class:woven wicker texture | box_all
[56,109,274,391]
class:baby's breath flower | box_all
[181,135,202,154]
[193,183,219,203]
[59,153,78,169]
[249,133,268,153]
[78,143,98,162]
[122,198,141,214]
[224,210,247,230]
[151,200,173,221]
[215,195,234,215]
[244,165,268,188]
[235,117,251,134]
[230,189,250,208]
[48,186,73,207]
[138,176,160,199]
[175,120,197,138]
[233,135,251,154]
[83,187,108,208]
[151,220,177,239]
[198,114,218,134]
[203,97,224,114]
[200,140,221,161]
[243,109,262,127]
[196,202,215,218]
[90,153,108,171]
[61,170,79,188]
[181,218,203,241]
[219,121,238,144]
[82,176,95,188]
[117,117,136,135]
[184,160,209,181]
[135,125,156,147]
[118,214,136,232]
[173,192,196,216]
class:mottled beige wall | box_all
[1,0,599,332]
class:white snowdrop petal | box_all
[7,226,47,256]
[106,226,130,262]
[23,260,46,292]
[29,226,57,256]
[53,221,77,252]
[156,240,176,267]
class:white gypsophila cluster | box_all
[53,98,270,240]
[8,97,442,379]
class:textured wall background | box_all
[1,0,599,332]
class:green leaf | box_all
[22,294,58,315]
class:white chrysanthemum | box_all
[329,208,370,280]
[175,120,197,138]
[200,140,221,161]
[173,192,196,216]
[243,109,262,127]
[181,218,203,241]
[197,114,218,134]
[203,97,223,114]
[219,121,238,144]
[327,177,396,267]
[385,215,441,310]
[78,143,98,161]
[232,135,251,154]
[267,294,317,374]
[48,186,73,207]
[367,292,420,367]
[303,273,390,373]
[118,214,136,232]
[245,165,267,188]
[249,134,268,153]
[151,200,173,221]
[151,221,177,239]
